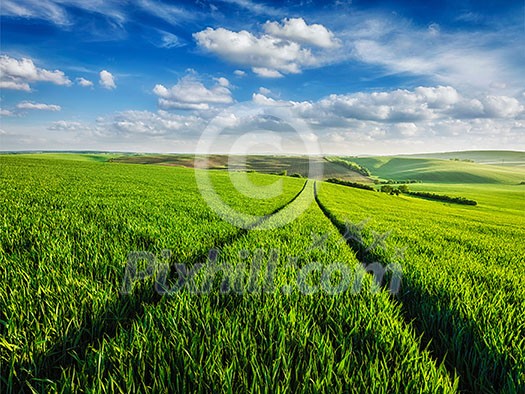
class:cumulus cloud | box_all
[153,75,233,110]
[16,101,61,111]
[263,18,340,48]
[106,110,204,136]
[76,77,93,87]
[0,54,71,91]
[481,96,523,118]
[99,70,116,89]
[393,122,419,137]
[0,109,14,116]
[99,84,524,152]
[252,93,293,107]
[214,77,230,87]
[303,86,524,127]
[234,70,246,77]
[0,80,30,91]
[414,86,460,107]
[194,22,330,77]
[318,90,435,122]
[240,85,525,152]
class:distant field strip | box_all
[317,181,525,393]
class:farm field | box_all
[1,152,524,393]
[110,153,372,182]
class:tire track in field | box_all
[313,180,516,393]
[18,180,309,390]
[313,181,459,387]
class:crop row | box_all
[47,182,457,392]
[0,156,303,392]
[316,181,525,393]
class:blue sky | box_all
[0,0,524,154]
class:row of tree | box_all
[326,178,375,191]
[380,185,477,205]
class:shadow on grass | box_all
[314,181,520,393]
[8,183,308,392]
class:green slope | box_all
[401,150,525,166]
[6,152,123,162]
[349,156,525,184]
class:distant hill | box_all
[399,150,525,167]
[348,154,525,184]
[4,150,524,185]
[109,154,372,182]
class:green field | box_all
[1,152,524,393]
[347,155,525,184]
[401,150,525,166]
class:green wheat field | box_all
[1,151,524,393]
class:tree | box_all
[380,185,394,193]
[398,184,409,193]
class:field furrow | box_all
[52,182,457,393]
[0,156,305,391]
[316,181,525,393]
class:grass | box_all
[1,152,523,392]
[316,181,525,392]
[110,154,372,182]
[401,150,525,166]
[353,156,525,184]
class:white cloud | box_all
[481,96,523,118]
[427,23,440,37]
[219,0,281,16]
[234,70,246,77]
[99,70,116,89]
[153,74,233,110]
[0,0,126,27]
[76,77,93,87]
[157,31,184,48]
[3,83,524,153]
[343,15,524,92]
[137,0,194,25]
[48,120,87,130]
[0,80,31,91]
[194,27,316,77]
[318,90,435,122]
[258,87,271,95]
[263,18,340,48]
[252,67,283,78]
[1,0,69,26]
[303,86,524,128]
[16,101,61,111]
[394,122,418,137]
[414,86,460,107]
[0,109,14,116]
[252,93,293,107]
[214,77,230,87]
[106,110,203,136]
[0,54,71,90]
[239,85,525,152]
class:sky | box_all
[0,0,524,155]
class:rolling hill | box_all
[347,155,525,184]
